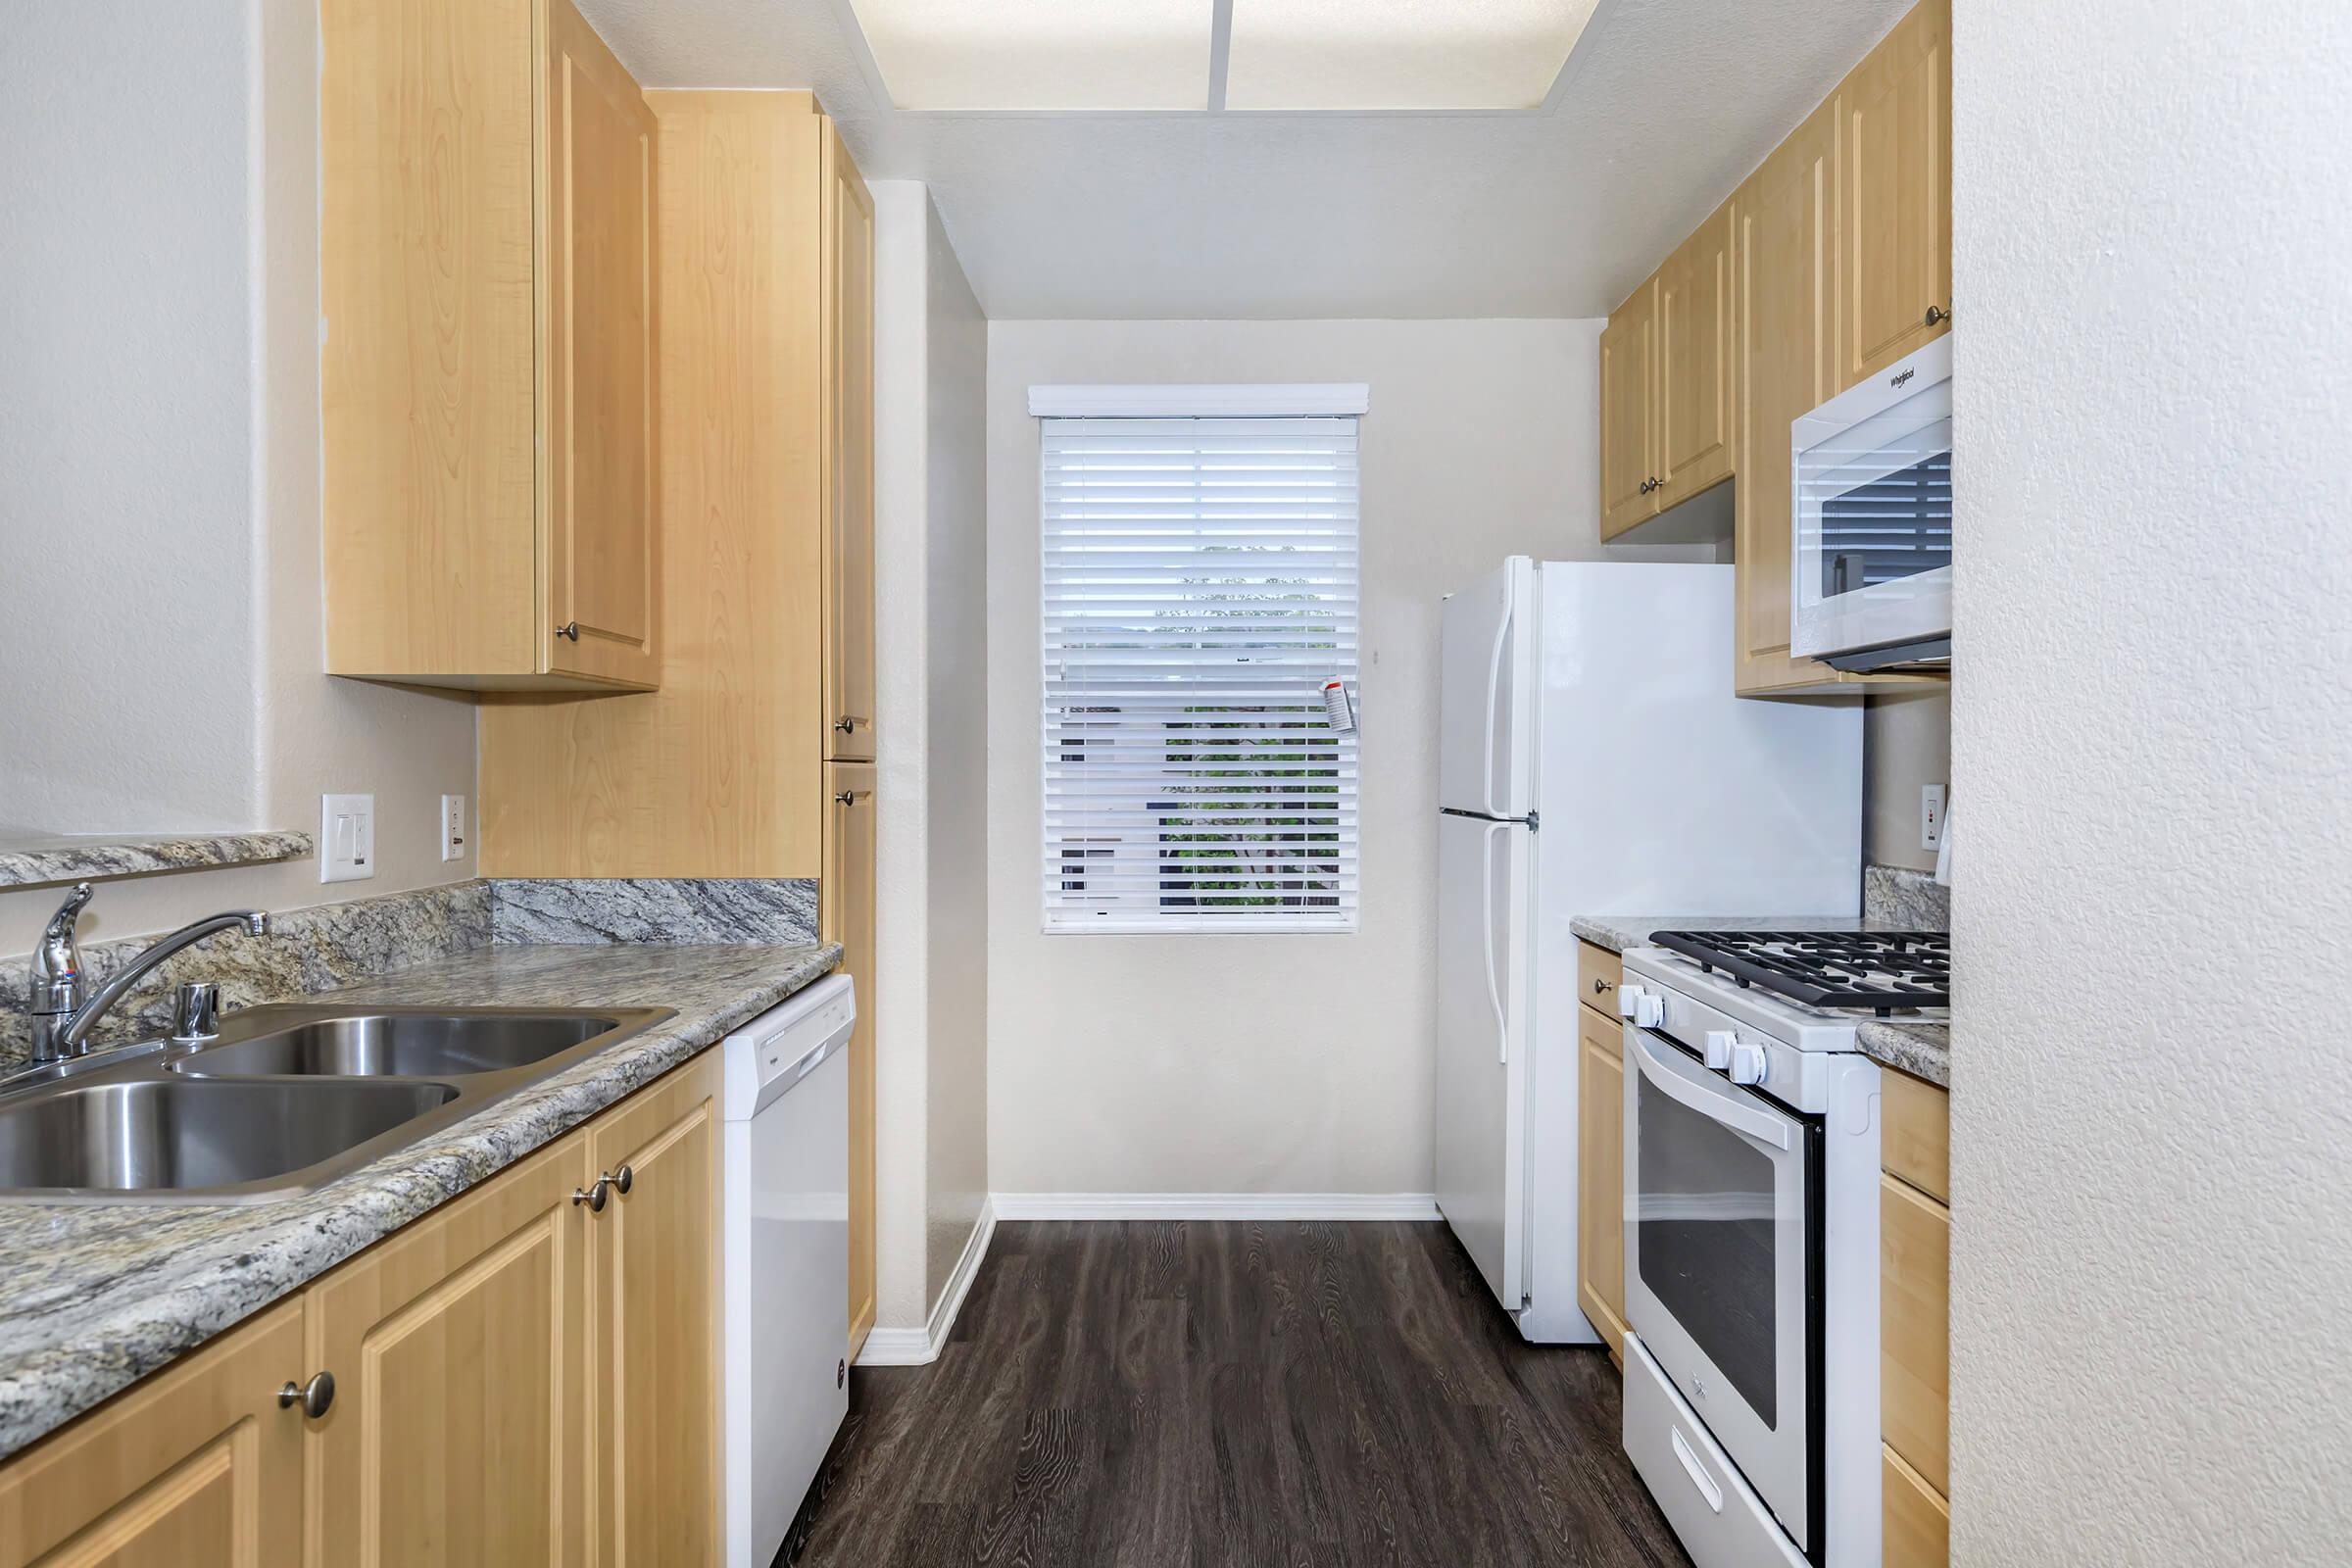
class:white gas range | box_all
[1613,930,1948,1568]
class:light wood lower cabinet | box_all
[1880,1068,1951,1565]
[0,1054,733,1568]
[304,1134,590,1567]
[0,1301,306,1568]
[826,762,879,1360]
[583,1054,723,1567]
[1576,999,1631,1360]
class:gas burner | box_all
[1648,930,1950,1015]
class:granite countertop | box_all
[0,828,314,890]
[0,939,840,1461]
[1571,913,1950,1088]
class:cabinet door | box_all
[1597,279,1659,539]
[584,1054,723,1566]
[1576,1004,1630,1358]
[1733,107,1861,696]
[306,1136,588,1567]
[1655,204,1735,509]
[824,760,878,1357]
[1883,1445,1950,1568]
[821,125,876,760]
[1882,1171,1951,1496]
[544,0,661,689]
[1839,0,1950,387]
[0,1301,306,1568]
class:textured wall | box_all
[984,318,1712,1198]
[0,0,477,957]
[1950,1,2352,1559]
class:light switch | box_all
[320,793,375,883]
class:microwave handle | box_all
[1630,1028,1792,1152]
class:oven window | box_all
[1819,449,1952,597]
[1637,1069,1782,1427]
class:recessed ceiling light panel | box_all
[1224,0,1601,111]
[847,0,1213,110]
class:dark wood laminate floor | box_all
[790,1221,1691,1568]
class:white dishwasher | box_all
[720,972,853,1568]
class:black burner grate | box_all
[1648,930,1950,1014]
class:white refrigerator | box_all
[1434,558,1863,1343]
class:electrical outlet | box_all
[440,795,467,862]
[320,794,375,883]
[1921,784,1948,851]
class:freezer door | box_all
[1439,558,1536,817]
[1433,811,1531,1314]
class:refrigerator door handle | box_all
[1480,592,1514,819]
[1481,820,1508,1064]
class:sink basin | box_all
[173,1011,621,1079]
[0,1002,671,1203]
[0,1079,459,1198]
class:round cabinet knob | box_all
[278,1370,335,1419]
[573,1177,610,1212]
[1703,1030,1738,1071]
[1592,977,1614,997]
[1728,1041,1768,1086]
[612,1163,634,1197]
[1924,304,1950,327]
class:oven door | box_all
[1790,335,1953,662]
[1624,1025,1821,1556]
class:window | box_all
[1037,392,1362,932]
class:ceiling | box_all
[577,0,1914,320]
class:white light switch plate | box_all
[1921,784,1947,851]
[440,794,467,862]
[320,793,375,883]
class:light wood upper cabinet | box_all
[479,92,874,879]
[322,0,659,693]
[1839,0,1951,388]
[304,1135,589,1567]
[1598,279,1660,539]
[544,0,661,687]
[0,1301,306,1568]
[1733,105,1866,696]
[1655,205,1736,510]
[1576,998,1630,1359]
[826,761,879,1359]
[584,1054,722,1568]
[822,127,878,761]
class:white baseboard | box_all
[989,1192,1442,1222]
[855,1199,998,1368]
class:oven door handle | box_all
[1630,1029,1792,1152]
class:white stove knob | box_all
[1619,987,1664,1029]
[1703,1030,1737,1070]
[1728,1041,1768,1086]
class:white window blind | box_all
[1041,413,1360,932]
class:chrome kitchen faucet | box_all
[26,883,270,1064]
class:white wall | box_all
[1952,2,2352,1560]
[0,0,477,956]
[870,182,989,1334]
[1863,690,1949,874]
[985,318,1708,1198]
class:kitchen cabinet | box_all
[321,0,660,693]
[0,1052,736,1565]
[304,1133,590,1566]
[1597,279,1660,539]
[583,1055,723,1567]
[1576,995,1630,1361]
[826,761,879,1359]
[0,1300,306,1568]
[1838,0,1952,388]
[1880,1067,1951,1565]
[822,125,879,763]
[1654,206,1736,512]
[479,91,875,882]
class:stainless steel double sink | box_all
[0,1004,671,1204]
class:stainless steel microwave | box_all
[1791,336,1952,670]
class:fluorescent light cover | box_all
[847,0,1213,110]
[1223,0,1601,110]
